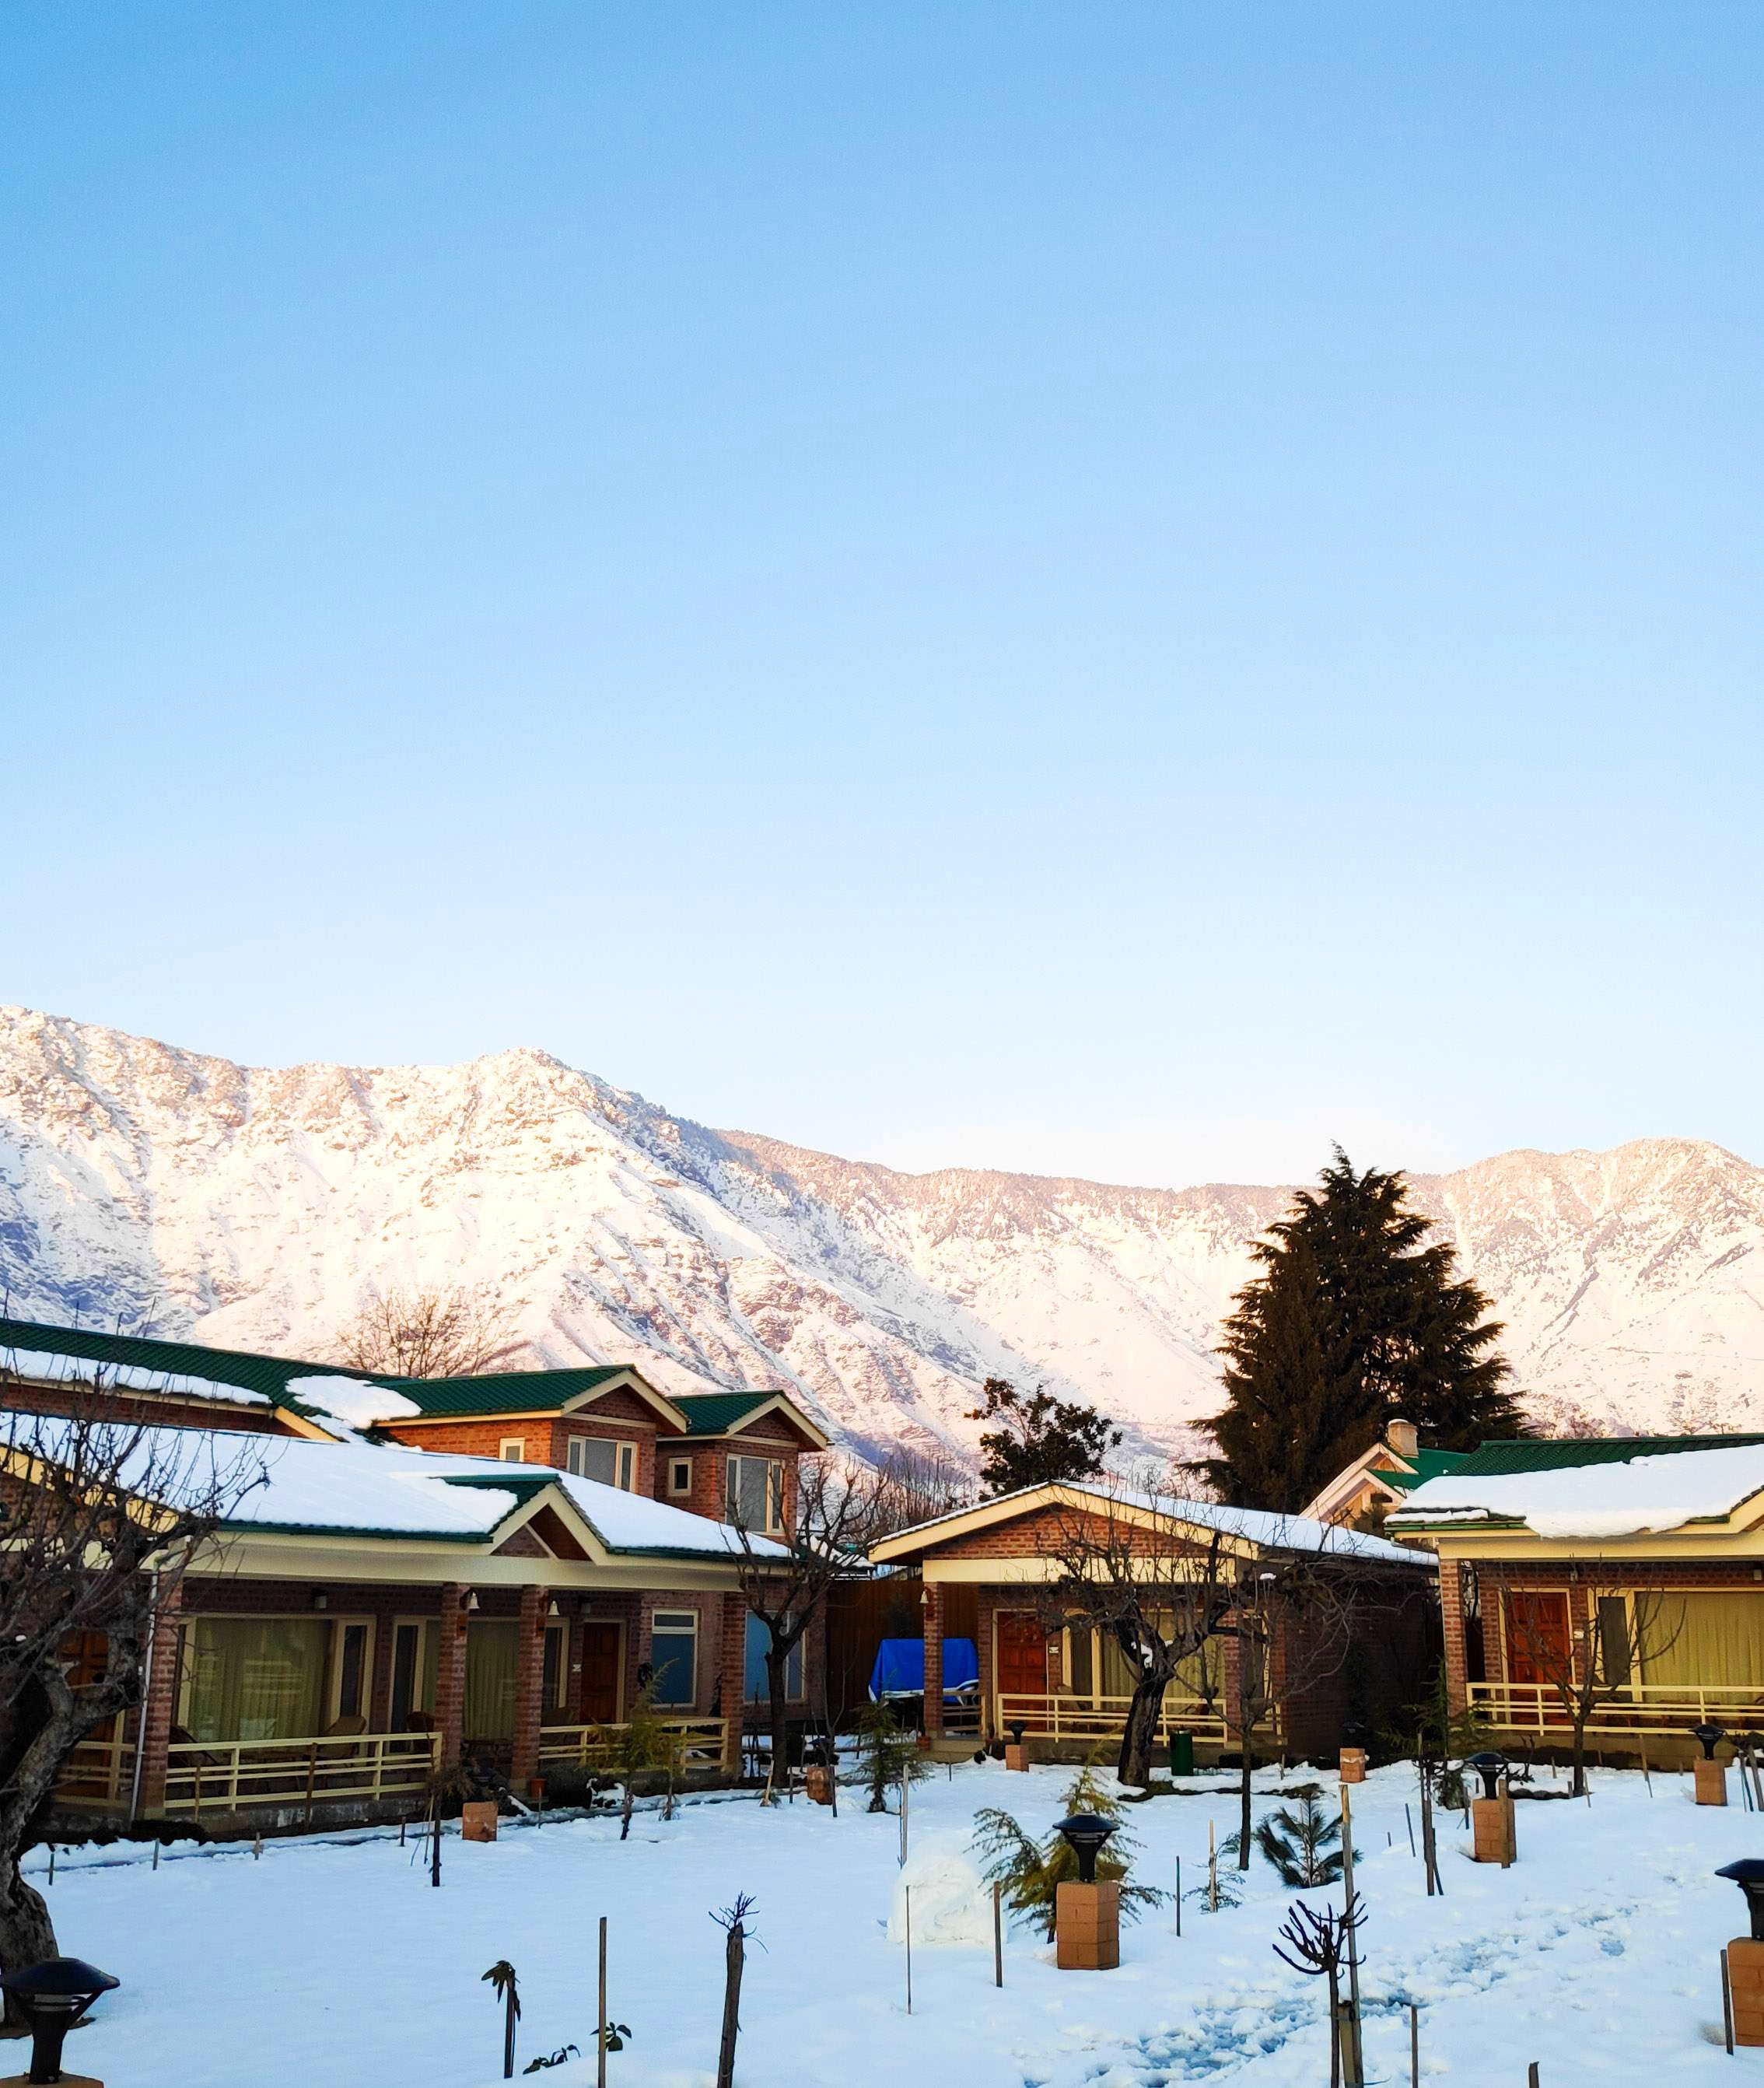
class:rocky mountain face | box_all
[2,1006,1761,1463]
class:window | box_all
[331,1621,370,1722]
[1595,1596,1633,1688]
[668,1457,693,1497]
[566,1437,637,1490]
[650,1610,698,1708]
[541,1623,568,1713]
[743,1611,803,1704]
[390,1620,439,1731]
[499,1438,526,1463]
[464,1620,521,1741]
[183,1618,329,1743]
[726,1456,785,1534]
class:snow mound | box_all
[887,1832,996,1950]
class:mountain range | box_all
[2,1005,1762,1464]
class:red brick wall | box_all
[663,1431,806,1531]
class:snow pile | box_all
[887,1832,997,1950]
[284,1374,422,1431]
[0,1344,271,1404]
[1393,1441,1764,1538]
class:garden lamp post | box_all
[1717,1860,1764,2045]
[1339,1716,1367,1785]
[1465,1751,1509,1802]
[1005,1718,1030,1772]
[1693,1723,1731,1807]
[1052,1815,1122,1971]
[0,1957,119,2086]
[1466,1750,1516,1867]
[1053,1813,1118,1885]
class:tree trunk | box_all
[1117,1676,1167,1787]
[765,1640,792,1792]
[715,1917,745,2088]
[1570,1709,1590,1798]
[0,1855,58,2023]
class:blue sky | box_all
[5,4,1762,1186]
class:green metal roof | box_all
[674,1390,779,1436]
[392,1367,632,1417]
[0,1314,356,1411]
[1447,1435,1764,1477]
[1370,1449,1470,1493]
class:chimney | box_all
[1386,1417,1419,1462]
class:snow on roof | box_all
[0,1344,273,1406]
[550,1472,790,1559]
[284,1374,421,1433]
[0,1411,790,1556]
[877,1478,1432,1568]
[1388,1441,1764,1540]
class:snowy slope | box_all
[2,1004,1762,1463]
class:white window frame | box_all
[667,1456,693,1497]
[726,1455,786,1535]
[499,1438,526,1463]
[565,1435,638,1491]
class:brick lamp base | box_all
[461,1800,499,1842]
[1696,1760,1730,1807]
[1471,1795,1516,1866]
[1339,1750,1366,1785]
[1730,1937,1764,2045]
[1055,1880,1120,1971]
[1004,1744,1029,1772]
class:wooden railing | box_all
[537,1718,729,1772]
[163,1732,441,1818]
[994,1692,1255,1747]
[1469,1680,1764,1741]
[58,1729,137,1809]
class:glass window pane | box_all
[651,1617,697,1707]
[186,1618,328,1743]
[618,1445,635,1491]
[464,1621,520,1740]
[573,1438,617,1487]
[336,1624,368,1721]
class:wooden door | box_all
[580,1622,622,1722]
[996,1613,1048,1701]
[1504,1592,1571,1718]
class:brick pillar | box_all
[719,1592,747,1775]
[436,1584,470,1768]
[133,1575,184,1818]
[511,1585,547,1788]
[922,1582,945,1738]
[1440,1561,1469,1719]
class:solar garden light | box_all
[1692,1723,1731,1808]
[1465,1750,1517,1868]
[0,1957,119,2086]
[1717,1860,1764,2047]
[1052,1814,1122,1972]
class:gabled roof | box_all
[674,1390,831,1449]
[870,1478,1432,1570]
[0,1314,349,1414]
[1369,1449,1469,1493]
[387,1365,687,1430]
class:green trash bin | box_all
[1170,1730,1195,1777]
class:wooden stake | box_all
[905,1885,912,2015]
[597,1915,608,2088]
[992,1882,1003,1988]
[1528,2064,1541,2087]
[152,1838,159,1873]
[715,1909,744,2088]
[431,1808,442,1888]
[1405,1802,1416,1858]
[46,1845,54,1887]
[1340,1784,1363,2087]
[1174,1854,1181,1936]
[1723,1946,1735,2056]
[1208,1820,1217,1912]
[1409,2001,1419,2087]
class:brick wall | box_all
[661,1431,805,1530]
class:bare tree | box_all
[725,1459,889,1787]
[1497,1575,1684,1795]
[334,1283,520,1379]
[1038,1484,1241,1788]
[872,1445,973,1536]
[0,1389,268,1984]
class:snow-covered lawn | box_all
[32,1760,1763,2085]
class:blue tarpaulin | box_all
[868,1637,979,1703]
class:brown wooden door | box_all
[1504,1592,1571,1718]
[580,1622,622,1722]
[996,1613,1048,1700]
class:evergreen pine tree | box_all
[1195,1147,1522,1509]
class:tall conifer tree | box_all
[1195,1148,1521,1510]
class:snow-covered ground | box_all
[29,1759,1763,2085]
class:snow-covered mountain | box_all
[2,1006,1762,1461]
